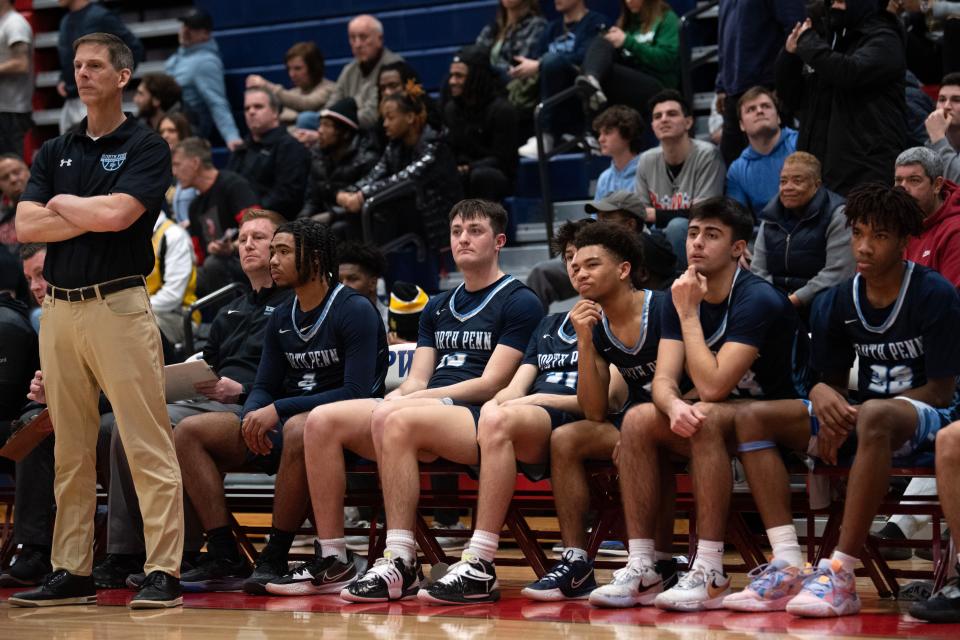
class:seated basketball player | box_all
[172,219,388,594]
[590,197,802,611]
[265,199,542,599]
[728,184,960,618]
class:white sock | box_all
[693,539,725,575]
[564,547,589,563]
[385,529,416,564]
[628,538,655,567]
[318,537,348,563]
[655,550,673,562]
[831,550,858,574]
[767,525,803,568]
[466,530,499,563]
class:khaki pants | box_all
[40,284,184,576]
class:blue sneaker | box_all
[521,550,596,601]
[598,540,628,557]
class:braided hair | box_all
[381,80,429,131]
[275,218,339,285]
[844,183,925,239]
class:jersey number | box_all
[868,364,914,395]
[544,371,578,390]
[438,353,467,369]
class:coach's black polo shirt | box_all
[21,116,171,288]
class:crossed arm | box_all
[16,193,146,242]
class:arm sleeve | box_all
[794,27,904,89]
[273,296,384,418]
[470,101,518,174]
[20,142,53,205]
[522,317,550,366]
[622,12,680,75]
[750,223,772,282]
[928,138,960,184]
[726,162,749,208]
[359,140,441,199]
[111,134,171,215]
[416,296,440,348]
[792,206,855,305]
[724,283,784,348]
[694,145,726,201]
[203,310,226,370]
[809,286,855,374]
[242,312,285,415]
[229,176,261,223]
[919,276,960,379]
[497,289,546,352]
[660,294,682,341]
[774,49,806,114]
[276,80,334,112]
[150,225,194,312]
[931,227,960,288]
[194,57,241,142]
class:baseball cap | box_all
[584,191,647,220]
[179,8,213,31]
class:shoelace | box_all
[141,571,166,590]
[436,553,481,586]
[363,555,403,584]
[610,560,650,585]
[675,566,708,589]
[541,551,578,583]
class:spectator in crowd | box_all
[245,42,336,127]
[227,87,311,220]
[927,72,960,182]
[513,0,607,156]
[905,70,936,147]
[158,113,197,227]
[0,252,35,422]
[146,211,197,346]
[751,152,854,313]
[19,240,42,330]
[576,0,680,118]
[328,15,404,130]
[173,137,259,295]
[134,73,182,132]
[92,209,293,590]
[442,46,518,203]
[726,87,799,218]
[55,0,143,134]
[374,61,443,150]
[300,98,380,221]
[0,0,33,158]
[0,152,28,250]
[337,241,389,329]
[175,219,387,595]
[337,84,463,254]
[715,0,805,164]
[592,105,642,200]
[897,146,960,286]
[776,0,907,195]
[636,90,725,270]
[166,8,242,149]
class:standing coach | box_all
[10,33,184,609]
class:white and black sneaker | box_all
[266,542,358,596]
[341,551,422,602]
[418,551,500,605]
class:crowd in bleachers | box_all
[4,0,960,622]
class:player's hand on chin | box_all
[241,404,279,455]
[671,266,707,318]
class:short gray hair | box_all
[350,14,384,35]
[895,146,944,181]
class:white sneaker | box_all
[654,565,731,611]
[589,559,663,608]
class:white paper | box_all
[164,360,219,402]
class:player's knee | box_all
[477,407,513,450]
[855,400,896,445]
[282,417,305,452]
[936,422,960,462]
[620,403,658,444]
[381,411,415,448]
[550,424,582,459]
[734,404,767,443]
[173,415,202,449]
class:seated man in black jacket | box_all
[441,46,518,202]
[227,87,311,220]
[299,98,380,221]
[92,209,294,588]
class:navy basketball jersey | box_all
[662,268,800,400]
[245,283,389,419]
[522,312,580,395]
[811,262,960,404]
[592,289,664,404]
[419,275,544,389]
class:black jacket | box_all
[0,293,38,421]
[356,126,464,252]
[301,131,380,217]
[442,94,519,184]
[226,126,311,220]
[775,0,906,195]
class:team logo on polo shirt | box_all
[100,152,127,172]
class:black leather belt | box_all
[47,276,145,302]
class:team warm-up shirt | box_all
[522,312,580,395]
[418,275,543,389]
[592,289,665,404]
[662,268,800,400]
[811,262,960,405]
[244,284,388,419]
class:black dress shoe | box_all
[129,571,182,609]
[8,569,97,607]
[92,553,145,589]
[0,547,52,587]
[874,522,913,561]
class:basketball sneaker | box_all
[653,564,731,611]
[786,558,860,618]
[909,567,960,623]
[723,559,805,612]
[418,551,499,605]
[521,550,596,601]
[179,555,251,593]
[266,542,358,596]
[341,550,423,602]
[589,559,664,608]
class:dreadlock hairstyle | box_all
[381,80,429,131]
[551,218,595,261]
[443,45,503,112]
[573,221,646,287]
[274,218,339,285]
[844,183,925,239]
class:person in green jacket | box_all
[576,0,680,119]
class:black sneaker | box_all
[418,551,500,605]
[874,522,913,561]
[909,570,960,623]
[241,548,289,595]
[521,550,596,601]
[92,553,145,589]
[656,557,680,590]
[126,552,200,591]
[341,551,423,602]
[129,571,182,609]
[179,555,251,593]
[265,542,358,596]
[8,569,97,607]
[0,548,52,587]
